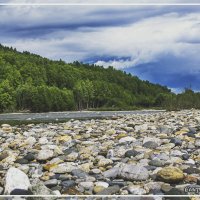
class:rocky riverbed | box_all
[1,110,200,198]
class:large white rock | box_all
[4,167,31,194]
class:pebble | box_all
[37,150,54,161]
[4,167,31,195]
[119,164,149,181]
[97,185,120,195]
[42,179,56,188]
[157,167,184,183]
[124,149,139,158]
[1,110,200,195]
[128,185,147,195]
[143,141,158,149]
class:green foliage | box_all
[0,80,15,112]
[1,44,199,113]
[16,84,75,112]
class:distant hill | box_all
[0,44,177,112]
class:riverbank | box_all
[0,110,165,125]
[0,110,200,197]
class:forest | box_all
[0,44,199,113]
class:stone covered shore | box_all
[1,110,200,198]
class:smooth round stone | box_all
[24,153,35,161]
[90,169,101,174]
[145,165,157,171]
[183,167,200,174]
[149,159,166,167]
[93,186,105,194]
[15,158,29,164]
[36,150,54,161]
[124,150,139,158]
[157,167,184,183]
[143,141,158,149]
[182,153,190,160]
[44,179,58,188]
[96,185,120,195]
[56,174,70,181]
[61,180,76,188]
[79,182,94,190]
[170,138,182,146]
[95,182,109,188]
[71,169,88,178]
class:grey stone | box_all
[71,169,88,178]
[44,179,58,188]
[30,179,55,196]
[61,180,76,188]
[103,167,120,179]
[149,159,166,167]
[24,153,35,161]
[97,185,120,195]
[124,149,139,158]
[143,141,158,149]
[36,150,54,161]
[119,164,149,181]
[170,138,182,146]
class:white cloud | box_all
[3,11,200,70]
[0,4,200,72]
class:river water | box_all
[0,110,165,122]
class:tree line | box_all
[0,44,199,112]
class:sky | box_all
[0,0,200,93]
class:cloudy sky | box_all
[0,0,200,93]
